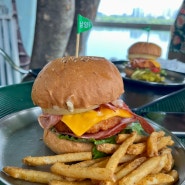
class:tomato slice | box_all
[151,67,160,73]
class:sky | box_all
[98,0,183,16]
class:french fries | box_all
[106,132,137,172]
[49,180,93,185]
[126,142,146,155]
[72,157,108,168]
[97,143,119,154]
[116,133,147,144]
[160,148,174,172]
[119,156,162,185]
[23,152,92,166]
[147,131,165,157]
[3,166,64,184]
[157,136,174,151]
[51,162,115,181]
[135,173,174,185]
[116,157,147,181]
[2,130,179,185]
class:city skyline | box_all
[98,0,183,17]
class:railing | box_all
[94,22,171,31]
[0,0,22,86]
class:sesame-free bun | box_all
[31,56,124,115]
[128,42,162,60]
[43,129,93,154]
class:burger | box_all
[125,42,166,82]
[31,56,154,157]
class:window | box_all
[86,0,183,61]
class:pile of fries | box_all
[3,131,179,185]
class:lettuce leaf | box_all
[56,122,147,158]
[121,122,147,135]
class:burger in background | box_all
[125,42,166,82]
[31,56,154,158]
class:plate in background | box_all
[115,64,185,87]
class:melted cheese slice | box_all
[150,60,160,68]
[61,107,132,136]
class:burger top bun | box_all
[31,56,124,115]
[128,42,162,60]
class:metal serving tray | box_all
[0,107,185,185]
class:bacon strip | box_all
[112,100,154,134]
[61,117,137,139]
[38,114,61,129]
[133,114,154,134]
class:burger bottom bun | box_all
[43,129,93,154]
[128,54,157,60]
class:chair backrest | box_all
[0,0,22,86]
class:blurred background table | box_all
[122,80,185,111]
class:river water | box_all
[85,26,170,61]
